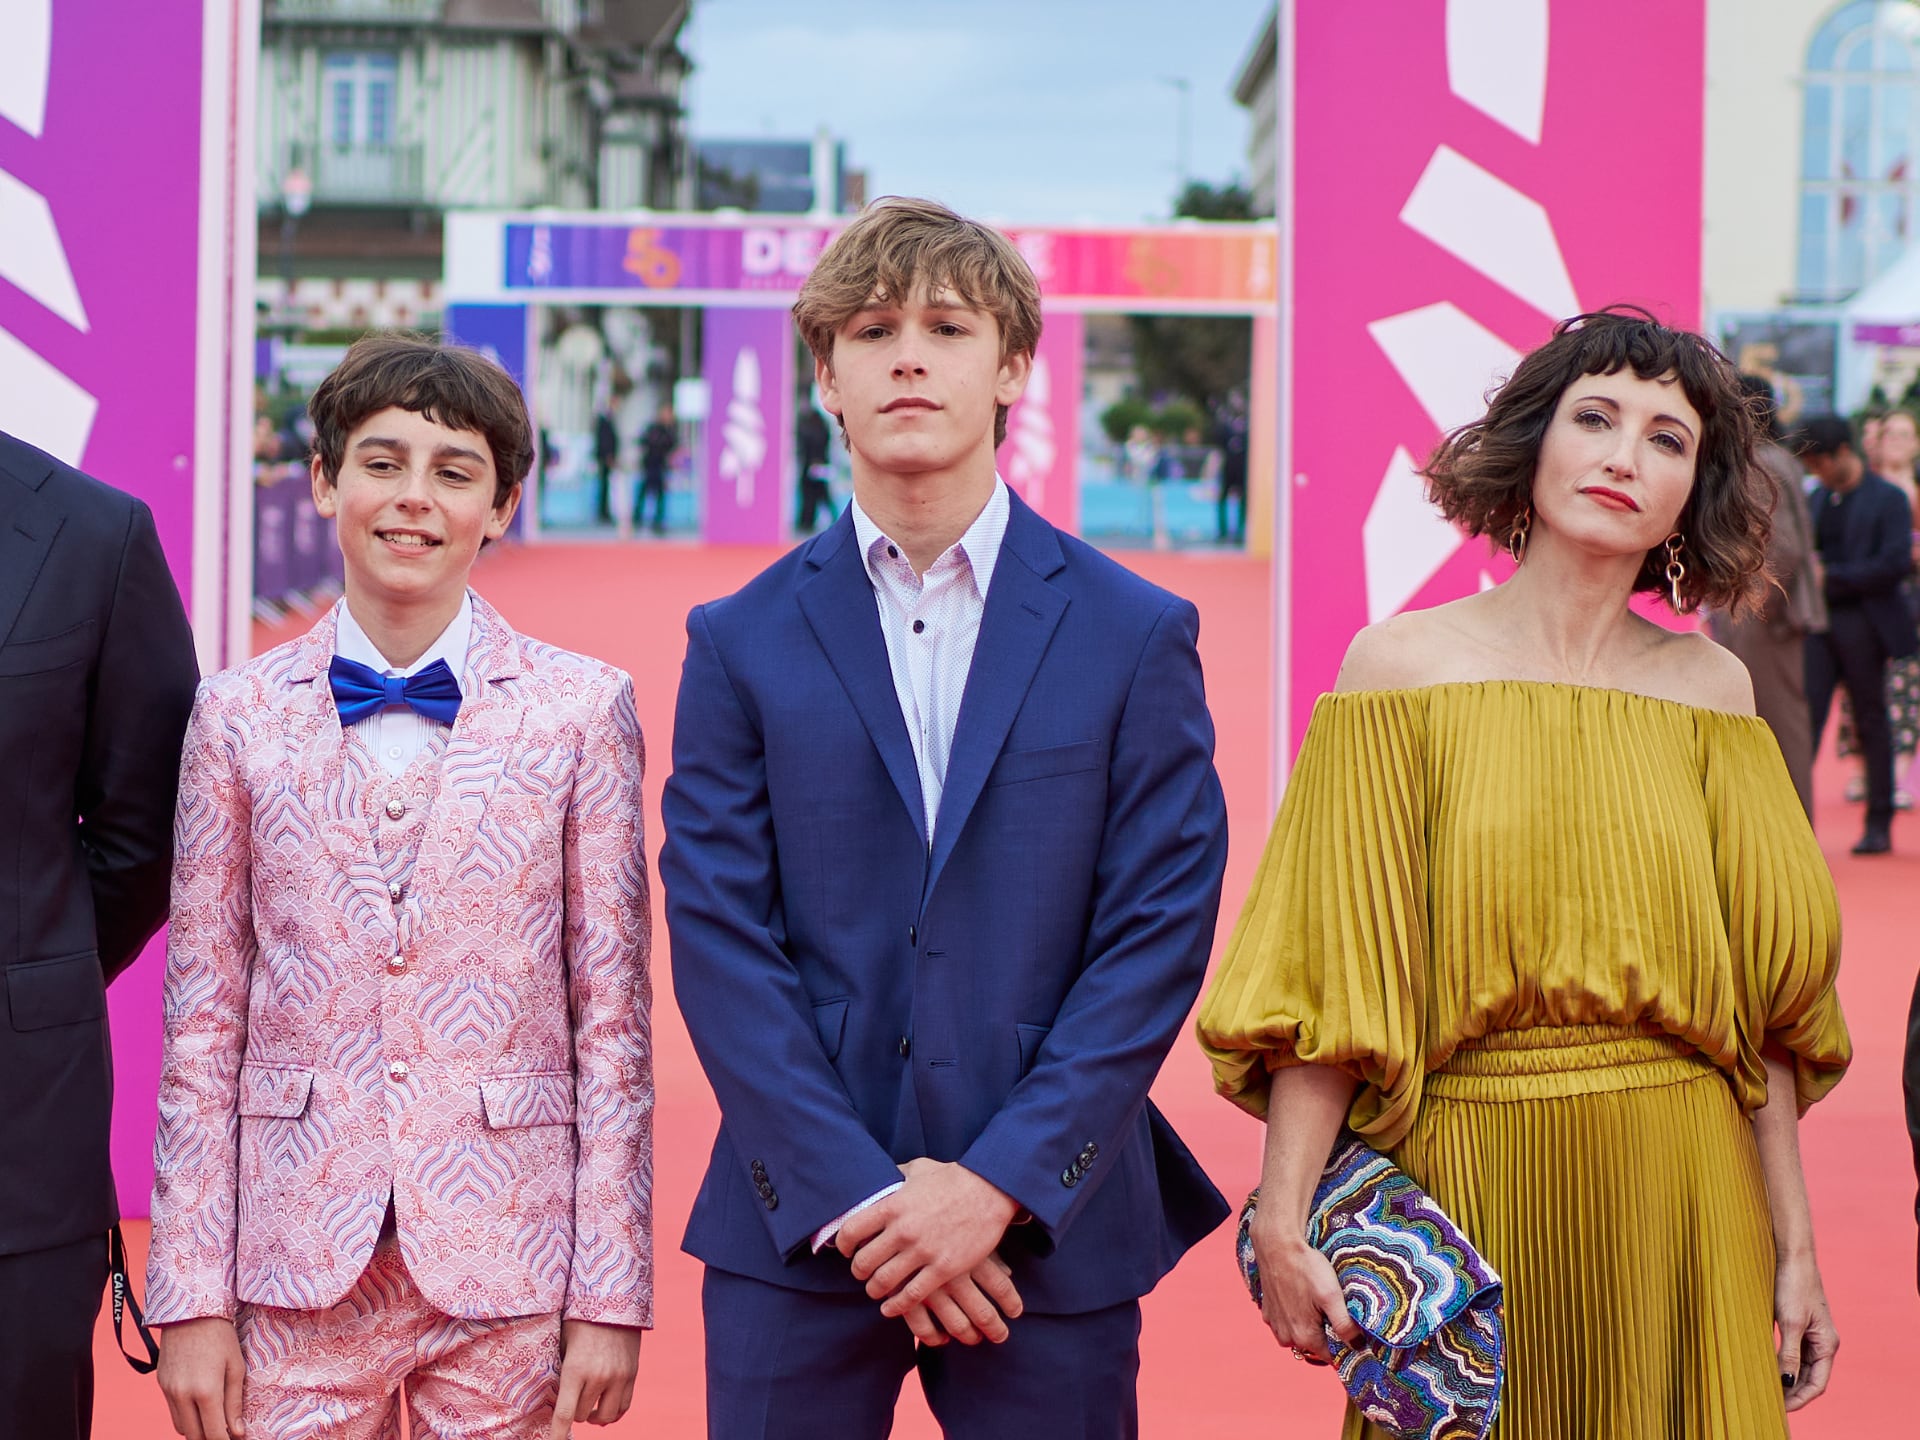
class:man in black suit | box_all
[0,430,198,1437]
[1799,413,1920,854]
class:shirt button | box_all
[912,619,925,634]
[387,746,402,760]
[388,1060,410,1080]
[387,953,407,974]
[887,544,899,558]
[385,798,407,820]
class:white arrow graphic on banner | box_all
[0,167,90,331]
[1007,354,1054,511]
[1447,0,1548,143]
[0,325,97,465]
[0,0,51,137]
[719,346,766,506]
[1362,446,1464,624]
[1361,303,1525,620]
[1400,146,1577,321]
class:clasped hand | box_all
[1249,1217,1363,1364]
[835,1157,1024,1347]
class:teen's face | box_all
[816,284,1030,480]
[1531,369,1701,558]
[312,406,519,615]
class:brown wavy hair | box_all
[1422,307,1769,615]
[309,331,532,506]
[793,196,1042,447]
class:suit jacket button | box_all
[1061,1168,1079,1188]
[908,925,917,946]
[764,1193,779,1210]
[385,798,407,820]
[1079,1142,1098,1163]
[751,1160,768,1178]
[898,1036,911,1058]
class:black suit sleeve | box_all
[78,500,199,981]
[1824,485,1915,600]
[1907,968,1920,1292]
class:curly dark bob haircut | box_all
[1422,307,1769,615]
[308,331,532,506]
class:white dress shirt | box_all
[333,594,472,777]
[812,478,1010,1252]
[847,478,1010,843]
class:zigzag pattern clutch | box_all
[1237,1136,1506,1440]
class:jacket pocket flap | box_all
[237,1064,314,1118]
[987,740,1105,788]
[481,1072,576,1129]
[6,953,106,1032]
[1016,1023,1052,1075]
[813,998,850,1059]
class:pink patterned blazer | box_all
[147,593,653,1327]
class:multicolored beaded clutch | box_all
[1236,1136,1506,1440]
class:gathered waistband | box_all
[1427,1023,1719,1103]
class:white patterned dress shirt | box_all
[812,478,1011,1252]
[333,593,471,776]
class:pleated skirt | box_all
[1342,1024,1786,1440]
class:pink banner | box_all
[1002,312,1083,532]
[1281,0,1705,753]
[701,307,792,543]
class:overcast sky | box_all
[682,0,1275,224]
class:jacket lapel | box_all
[0,452,61,650]
[796,519,928,843]
[283,605,391,925]
[409,592,530,904]
[923,496,1068,901]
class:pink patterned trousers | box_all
[235,1227,563,1440]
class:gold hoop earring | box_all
[1664,532,1687,610]
[1509,506,1532,566]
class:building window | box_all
[324,52,397,151]
[1800,2,1920,300]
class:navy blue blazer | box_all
[662,491,1231,1314]
[1809,471,1920,659]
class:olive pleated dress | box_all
[1196,682,1851,1439]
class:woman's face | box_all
[1531,369,1701,561]
[1881,412,1919,475]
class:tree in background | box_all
[1126,181,1254,418]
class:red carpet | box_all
[94,540,1912,1436]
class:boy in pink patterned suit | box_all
[147,335,653,1440]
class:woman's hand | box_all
[1774,1249,1838,1412]
[1250,1218,1362,1363]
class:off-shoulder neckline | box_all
[1322,677,1763,722]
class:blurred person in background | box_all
[1706,374,1825,814]
[1212,391,1249,546]
[1799,413,1919,854]
[795,402,836,532]
[0,428,198,1439]
[593,408,620,526]
[636,402,675,536]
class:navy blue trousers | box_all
[702,1267,1141,1439]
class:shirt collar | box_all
[848,477,1011,599]
[335,592,474,678]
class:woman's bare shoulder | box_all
[1644,626,1757,715]
[1335,600,1489,693]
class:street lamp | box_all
[280,165,311,334]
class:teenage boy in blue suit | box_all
[661,197,1230,1438]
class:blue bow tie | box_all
[328,655,463,727]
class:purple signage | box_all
[0,4,247,1219]
[1852,321,1920,347]
[0,3,207,600]
[702,307,792,544]
[508,221,835,296]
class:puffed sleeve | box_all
[1698,711,1851,1111]
[1196,689,1429,1148]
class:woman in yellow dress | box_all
[1197,310,1850,1437]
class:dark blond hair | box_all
[793,196,1043,446]
[1423,307,1769,616]
[309,331,532,505]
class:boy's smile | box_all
[312,405,519,647]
